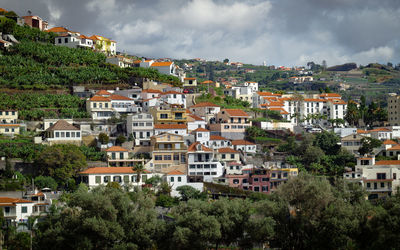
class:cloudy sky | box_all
[3,0,400,66]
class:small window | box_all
[21,206,28,213]
[55,132,60,137]
[170,177,174,182]
[95,176,101,183]
[178,177,182,182]
[124,175,129,183]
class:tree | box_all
[313,131,340,155]
[345,100,360,126]
[115,135,126,145]
[358,137,382,155]
[176,185,206,201]
[98,133,109,144]
[132,163,145,191]
[34,176,58,190]
[223,58,229,63]
[35,144,86,186]
[0,17,16,34]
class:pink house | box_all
[227,169,271,194]
[23,15,48,31]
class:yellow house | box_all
[150,133,187,174]
[149,104,187,125]
[0,110,20,136]
[86,95,115,120]
[89,35,117,56]
[106,146,145,167]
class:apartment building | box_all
[127,113,154,146]
[209,109,252,140]
[149,104,187,125]
[0,110,20,136]
[388,93,400,126]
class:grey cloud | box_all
[2,0,400,66]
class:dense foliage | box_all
[0,93,89,120]
[0,138,45,162]
[31,174,400,249]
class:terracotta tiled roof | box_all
[89,95,110,101]
[223,109,250,117]
[191,102,220,108]
[266,101,284,107]
[369,128,391,132]
[188,114,204,121]
[142,89,162,94]
[192,127,209,132]
[151,62,173,67]
[46,27,70,33]
[47,120,79,131]
[188,142,212,152]
[105,146,128,152]
[184,77,196,80]
[167,170,185,175]
[109,94,133,101]
[387,145,400,151]
[218,147,239,153]
[383,139,398,145]
[0,197,32,204]
[231,140,255,145]
[80,167,149,174]
[269,107,289,115]
[375,160,400,165]
[201,80,214,84]
[154,124,187,130]
[210,135,227,140]
[0,124,19,127]
[96,90,112,95]
[328,99,347,105]
[357,129,368,134]
[257,91,278,96]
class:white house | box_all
[208,135,232,149]
[150,61,177,76]
[189,102,221,122]
[164,170,203,197]
[45,120,82,145]
[109,94,139,113]
[127,113,154,146]
[54,34,93,49]
[191,127,210,145]
[243,81,258,92]
[187,114,207,132]
[160,91,186,108]
[154,124,188,136]
[79,167,152,190]
[0,197,34,224]
[231,140,257,154]
[187,142,224,182]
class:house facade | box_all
[45,120,82,146]
[127,113,154,146]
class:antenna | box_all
[27,10,32,15]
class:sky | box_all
[3,0,400,66]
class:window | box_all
[66,132,70,138]
[164,155,172,160]
[262,186,268,192]
[272,173,276,178]
[105,103,108,108]
[95,176,101,183]
[366,183,371,188]
[4,207,9,213]
[170,177,174,182]
[124,175,129,183]
[211,172,217,175]
[160,114,168,119]
[377,173,386,180]
[262,178,269,182]
[178,177,182,182]
[112,152,116,160]
[230,154,234,159]
[65,38,68,43]
[131,175,137,182]
[71,132,75,137]
[233,179,240,184]
[120,152,124,159]
[174,154,179,161]
[222,154,226,159]
[55,132,60,137]
[198,133,202,137]
[254,186,260,192]
[21,206,28,213]
[381,182,385,188]
[58,38,62,43]
[394,173,397,179]
[254,178,259,182]
[76,132,80,137]
[155,155,162,161]
[142,175,147,182]
[93,103,97,108]
[104,176,110,183]
[61,132,65,137]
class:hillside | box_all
[0,19,181,89]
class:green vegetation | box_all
[0,20,181,89]
[0,138,45,162]
[0,93,89,120]
[196,93,251,109]
[29,174,400,249]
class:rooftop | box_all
[47,120,79,131]
[105,146,128,152]
[80,167,149,174]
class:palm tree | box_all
[132,163,145,191]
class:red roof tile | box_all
[105,146,128,152]
[151,62,173,67]
[154,124,187,130]
[383,139,398,145]
[188,142,212,152]
[96,90,112,95]
[223,109,250,117]
[210,135,227,140]
[89,95,110,101]
[167,170,185,175]
[109,94,133,101]
[0,197,32,204]
[192,127,209,132]
[231,140,255,146]
[47,120,79,131]
[218,147,239,153]
[80,167,149,174]
[375,160,400,165]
